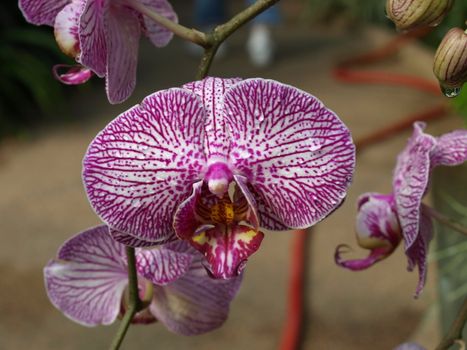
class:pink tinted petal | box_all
[233,175,259,229]
[136,243,193,285]
[78,0,108,77]
[247,184,288,230]
[393,122,436,251]
[105,6,140,104]
[183,77,242,159]
[431,129,467,167]
[83,88,206,242]
[394,343,426,350]
[19,0,70,26]
[406,206,433,298]
[190,224,264,279]
[150,259,242,335]
[224,78,355,229]
[109,227,175,247]
[173,181,203,240]
[54,1,83,58]
[53,64,93,85]
[44,225,127,326]
[139,0,178,47]
[335,244,392,270]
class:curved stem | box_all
[435,297,467,350]
[126,0,207,46]
[109,247,142,350]
[424,205,467,237]
[196,0,281,79]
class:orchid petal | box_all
[190,224,264,279]
[44,225,127,326]
[224,78,355,229]
[150,258,242,335]
[136,242,193,285]
[78,0,109,77]
[109,227,175,248]
[140,0,178,47]
[406,206,433,298]
[54,1,83,58]
[233,175,259,229]
[335,244,392,270]
[104,6,140,104]
[393,122,436,251]
[394,343,426,350]
[83,89,206,242]
[431,129,467,167]
[183,77,242,159]
[173,181,204,240]
[19,0,70,26]
[53,64,93,85]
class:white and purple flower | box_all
[19,0,177,103]
[44,225,241,334]
[336,122,467,296]
[83,77,356,279]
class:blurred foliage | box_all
[452,88,467,126]
[0,3,71,139]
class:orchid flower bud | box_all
[433,27,467,97]
[386,0,453,31]
[54,1,81,58]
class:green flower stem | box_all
[435,297,467,350]
[196,0,281,79]
[109,247,142,350]
[424,205,467,237]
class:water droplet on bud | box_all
[441,85,461,98]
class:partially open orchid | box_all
[44,225,241,334]
[336,122,467,296]
[19,0,177,103]
[83,77,356,279]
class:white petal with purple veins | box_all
[83,88,206,242]
[54,1,84,58]
[224,78,355,228]
[150,259,242,335]
[393,122,436,251]
[183,77,242,159]
[44,225,127,326]
[431,129,467,167]
[109,227,175,247]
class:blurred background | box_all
[1,0,467,349]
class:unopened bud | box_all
[386,0,453,31]
[433,28,467,96]
[54,2,81,58]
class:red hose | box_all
[279,27,450,350]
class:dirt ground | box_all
[0,3,464,349]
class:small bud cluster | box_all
[386,0,467,96]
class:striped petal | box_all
[406,206,433,297]
[44,225,127,326]
[150,258,242,335]
[136,242,193,285]
[78,0,109,77]
[83,88,206,242]
[19,0,70,26]
[140,0,178,47]
[109,227,175,248]
[190,224,264,279]
[393,122,436,251]
[335,193,401,270]
[183,77,242,159]
[431,129,467,167]
[224,78,355,229]
[173,181,204,240]
[105,5,140,104]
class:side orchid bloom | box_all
[83,77,356,279]
[336,122,467,296]
[44,225,241,334]
[19,0,177,103]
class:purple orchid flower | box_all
[393,343,426,350]
[82,77,356,279]
[44,225,241,334]
[336,122,467,296]
[19,0,177,103]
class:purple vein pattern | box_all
[224,79,355,228]
[84,88,206,242]
[44,225,242,333]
